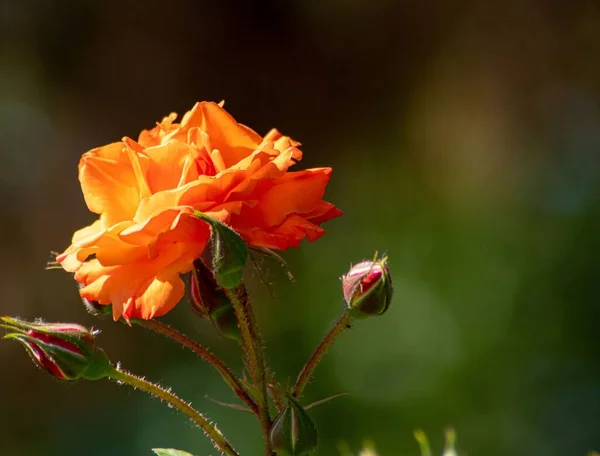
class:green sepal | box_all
[194,211,248,290]
[152,449,196,456]
[209,303,242,342]
[83,346,113,380]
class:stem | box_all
[267,382,285,413]
[292,312,353,399]
[132,318,258,415]
[108,367,238,456]
[225,285,274,456]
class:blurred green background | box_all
[1,0,599,455]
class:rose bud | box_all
[342,256,393,318]
[189,259,241,341]
[270,394,318,455]
[1,317,112,381]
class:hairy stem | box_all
[108,367,238,456]
[225,285,274,456]
[292,312,353,399]
[132,318,258,415]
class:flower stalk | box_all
[292,312,353,399]
[224,285,274,456]
[131,318,258,415]
[108,366,239,456]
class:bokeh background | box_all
[1,0,600,455]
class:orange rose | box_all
[57,102,341,322]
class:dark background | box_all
[1,0,599,455]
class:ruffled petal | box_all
[232,168,333,229]
[79,143,143,225]
[75,239,205,321]
[238,214,325,250]
[189,102,262,168]
[143,140,200,193]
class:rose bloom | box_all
[58,102,341,321]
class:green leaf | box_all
[152,449,196,456]
[205,395,253,413]
[304,392,349,410]
[194,211,249,289]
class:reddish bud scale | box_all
[28,331,84,355]
[24,339,69,380]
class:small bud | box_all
[1,317,112,381]
[189,259,241,341]
[342,256,393,318]
[270,394,318,455]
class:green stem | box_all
[292,312,353,399]
[132,318,258,415]
[108,367,238,456]
[225,285,273,456]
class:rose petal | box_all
[76,240,205,321]
[79,143,142,225]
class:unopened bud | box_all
[1,317,112,381]
[270,394,318,455]
[189,259,241,341]
[342,256,393,318]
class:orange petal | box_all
[233,167,333,228]
[238,214,325,250]
[144,140,199,193]
[193,102,262,168]
[58,221,141,271]
[71,219,104,244]
[137,112,179,147]
[79,143,142,226]
[76,240,204,321]
[262,129,303,161]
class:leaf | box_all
[239,377,262,402]
[304,392,349,410]
[194,211,248,289]
[205,395,253,413]
[152,449,196,456]
[249,246,296,283]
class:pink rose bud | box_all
[1,317,112,381]
[342,256,393,318]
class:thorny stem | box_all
[108,367,238,456]
[225,285,274,456]
[292,312,353,399]
[267,381,285,413]
[132,318,258,415]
